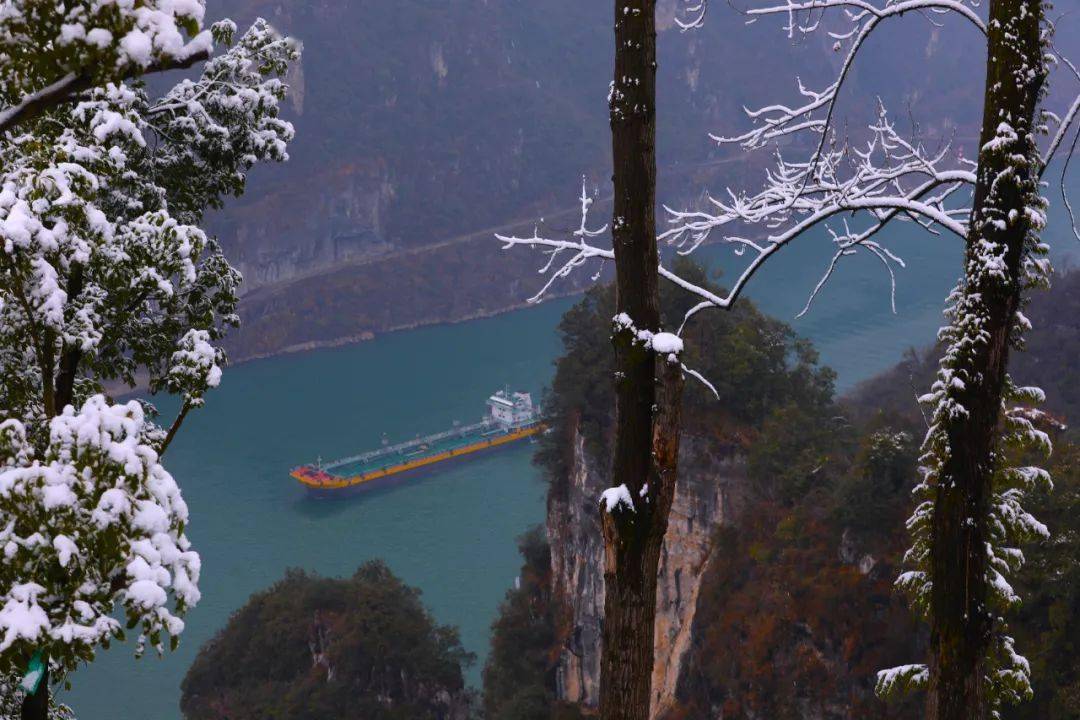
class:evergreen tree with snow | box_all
[0,3,299,717]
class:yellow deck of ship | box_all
[291,424,542,490]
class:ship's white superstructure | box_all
[486,390,536,427]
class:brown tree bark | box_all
[599,2,685,719]
[926,2,1046,718]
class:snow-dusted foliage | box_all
[0,397,199,670]
[0,674,73,719]
[0,0,211,78]
[0,0,214,134]
[0,5,298,702]
[145,18,298,222]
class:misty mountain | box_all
[204,0,1077,359]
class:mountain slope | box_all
[203,0,1077,361]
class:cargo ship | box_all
[291,389,543,492]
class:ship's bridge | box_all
[487,390,536,427]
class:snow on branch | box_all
[664,104,974,323]
[1041,90,1080,174]
[674,0,710,30]
[1041,50,1080,241]
[1041,47,1080,174]
[714,0,985,153]
[496,179,612,304]
[496,179,722,397]
[497,179,731,320]
[0,50,210,136]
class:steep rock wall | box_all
[547,425,743,717]
[209,160,396,295]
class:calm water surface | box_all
[64,203,1078,718]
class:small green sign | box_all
[20,651,44,695]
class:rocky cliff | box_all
[548,423,743,718]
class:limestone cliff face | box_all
[547,425,744,717]
[549,428,605,707]
[209,161,396,295]
[651,437,742,718]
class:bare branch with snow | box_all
[664,103,974,325]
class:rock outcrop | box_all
[208,160,396,295]
[548,423,744,718]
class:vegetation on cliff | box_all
[485,268,1080,719]
[664,272,1080,719]
[535,258,834,485]
[181,561,474,720]
[483,528,584,720]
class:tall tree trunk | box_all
[600,2,685,719]
[926,2,1046,718]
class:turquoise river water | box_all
[64,209,1078,718]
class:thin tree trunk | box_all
[20,664,48,720]
[600,2,685,719]
[21,275,82,720]
[926,2,1046,718]
[53,263,84,413]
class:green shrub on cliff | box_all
[483,528,585,720]
[536,257,834,482]
[181,561,474,720]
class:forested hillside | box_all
[180,562,475,720]
[483,269,1080,719]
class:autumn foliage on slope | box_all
[669,419,925,719]
[668,272,1080,720]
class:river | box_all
[63,208,1078,718]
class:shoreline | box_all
[108,289,584,398]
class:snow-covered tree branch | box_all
[0,0,215,135]
[496,181,720,395]
[664,102,976,319]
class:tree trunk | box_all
[53,263,84,413]
[600,2,685,719]
[926,2,1046,718]
[20,664,48,720]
